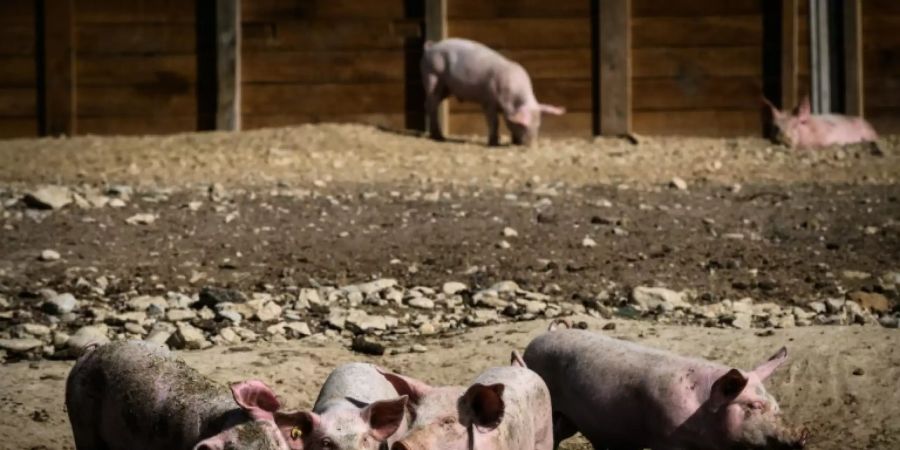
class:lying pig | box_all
[380,363,553,450]
[293,362,409,450]
[421,38,566,146]
[524,328,809,450]
[66,340,304,450]
[764,96,878,149]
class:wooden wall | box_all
[630,0,766,137]
[0,1,38,138]
[240,0,420,131]
[445,0,592,137]
[863,0,900,133]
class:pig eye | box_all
[290,427,302,440]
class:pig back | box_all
[313,362,402,411]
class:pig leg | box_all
[483,105,500,146]
[552,412,578,449]
[423,73,447,141]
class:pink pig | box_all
[65,340,304,450]
[379,357,553,450]
[764,96,878,149]
[524,328,810,450]
[421,38,566,146]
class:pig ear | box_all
[377,368,433,404]
[539,104,566,115]
[461,383,505,430]
[362,396,408,441]
[752,347,788,381]
[274,411,312,449]
[796,96,811,120]
[762,97,782,118]
[193,435,226,450]
[509,107,531,126]
[510,350,527,368]
[231,380,281,420]
[708,369,748,413]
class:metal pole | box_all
[809,0,831,113]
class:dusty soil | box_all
[0,124,898,449]
[1,317,898,450]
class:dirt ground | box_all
[0,124,898,449]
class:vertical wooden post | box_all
[843,0,863,116]
[781,0,799,110]
[216,0,241,130]
[597,0,631,136]
[40,0,76,136]
[425,0,447,136]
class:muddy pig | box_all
[421,38,566,146]
[293,362,409,450]
[524,328,809,450]
[380,358,553,450]
[66,340,304,450]
[764,96,878,149]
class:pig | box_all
[293,362,410,450]
[380,363,553,450]
[65,340,304,450]
[764,96,878,149]
[524,328,809,450]
[421,38,566,146]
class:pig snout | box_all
[772,425,810,449]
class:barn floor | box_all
[0,125,898,449]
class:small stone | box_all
[491,281,520,293]
[219,327,242,344]
[21,323,51,337]
[252,301,283,322]
[497,240,511,249]
[632,286,688,311]
[407,297,435,310]
[346,310,394,332]
[127,295,167,312]
[108,198,126,208]
[165,308,197,322]
[0,338,44,353]
[670,177,688,190]
[807,301,827,314]
[466,309,499,326]
[502,227,519,238]
[732,313,753,329]
[355,279,397,296]
[847,291,891,313]
[266,322,287,335]
[125,213,157,225]
[23,185,72,209]
[582,236,597,248]
[284,322,311,337]
[825,298,845,313]
[145,324,174,346]
[878,315,898,328]
[351,336,385,356]
[168,322,209,350]
[852,368,865,376]
[441,281,466,296]
[67,325,110,354]
[42,293,77,315]
[196,287,246,308]
[411,344,428,353]
[842,270,871,280]
[418,322,437,335]
[602,322,616,330]
[217,309,243,324]
[774,314,796,329]
[124,322,146,335]
[297,288,323,307]
[52,331,70,348]
[39,249,61,261]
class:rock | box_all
[250,300,282,322]
[219,327,242,344]
[297,288,323,307]
[168,322,209,350]
[774,314,796,329]
[632,286,688,311]
[284,322,311,337]
[217,309,243,324]
[731,298,754,314]
[732,313,753,329]
[518,299,547,314]
[582,236,597,248]
[407,297,435,310]
[126,295,167,312]
[351,336,385,356]
[825,298,845,313]
[39,249,61,261]
[418,322,437,335]
[196,287,246,308]
[491,281,520,293]
[411,344,428,353]
[52,331,70,348]
[23,186,72,209]
[0,338,43,353]
[145,323,175,346]
[42,293,77,315]
[125,213,157,225]
[166,292,195,309]
[265,322,287,335]
[847,291,891,313]
[466,309,499,326]
[67,325,110,354]
[21,323,51,337]
[670,177,688,190]
[442,281,467,295]
[473,291,509,308]
[355,279,397,296]
[878,315,899,328]
[497,240,511,249]
[842,270,871,280]
[165,308,197,322]
[326,308,349,329]
[502,227,518,238]
[124,322,146,335]
[346,310,395,333]
[852,368,865,376]
[807,301,827,314]
[108,198,126,208]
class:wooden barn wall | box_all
[863,0,900,133]
[445,0,592,137]
[0,1,38,138]
[240,0,420,131]
[630,0,767,137]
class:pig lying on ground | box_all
[421,38,565,146]
[764,96,878,149]
[293,362,409,450]
[524,328,809,450]
[66,340,303,450]
[380,360,553,450]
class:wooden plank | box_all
[243,51,406,84]
[78,115,196,135]
[216,0,241,131]
[426,0,448,136]
[861,17,900,49]
[243,20,411,51]
[843,0,863,116]
[41,0,76,136]
[633,47,762,78]
[75,0,195,24]
[863,78,900,108]
[781,0,799,110]
[77,24,196,55]
[0,26,35,55]
[243,83,406,115]
[0,118,38,138]
[243,0,406,21]
[0,56,37,86]
[77,86,196,116]
[632,0,762,17]
[866,109,900,133]
[862,0,900,15]
[500,49,592,80]
[78,55,195,86]
[0,88,38,116]
[449,80,592,112]
[0,0,34,23]
[632,77,761,110]
[633,110,761,136]
[448,0,589,19]
[864,49,900,79]
[243,113,407,130]
[448,18,591,49]
[598,0,631,135]
[448,112,592,137]
[632,16,762,48]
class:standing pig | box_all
[66,340,304,450]
[764,96,878,149]
[421,38,566,146]
[293,362,409,450]
[380,362,553,450]
[524,328,809,450]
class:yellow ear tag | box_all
[291,427,302,439]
